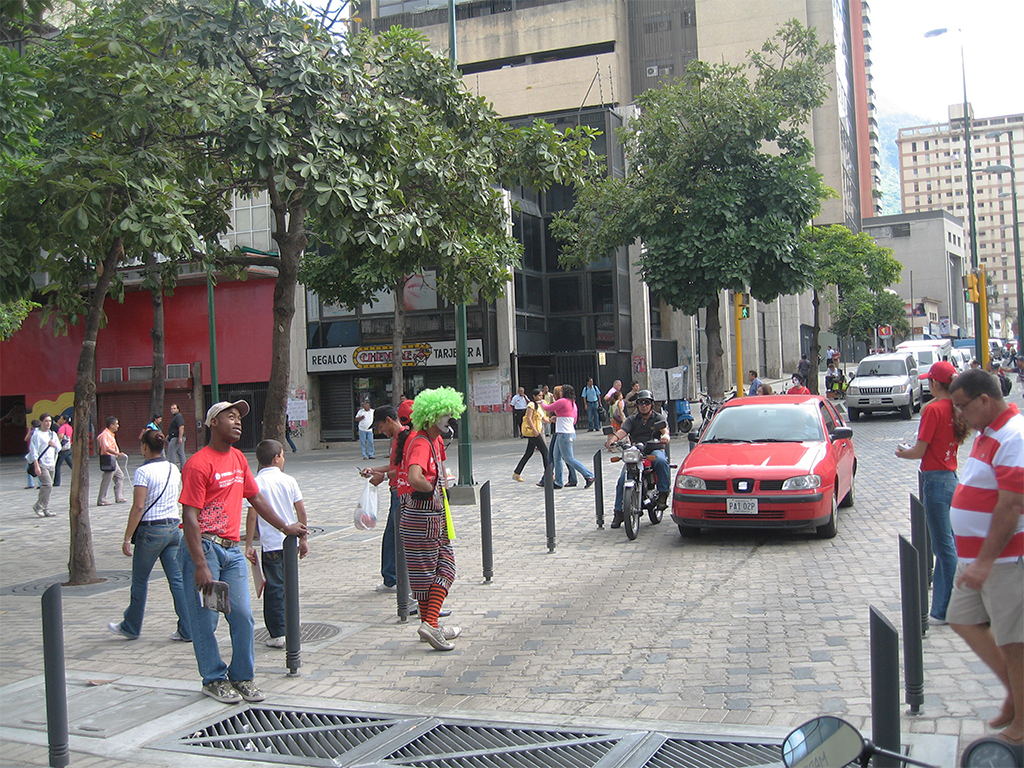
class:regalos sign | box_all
[307,340,484,373]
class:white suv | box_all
[846,353,921,421]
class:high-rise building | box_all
[897,109,1023,340]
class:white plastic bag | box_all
[354,478,379,530]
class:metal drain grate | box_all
[0,570,132,597]
[156,706,783,767]
[254,623,340,644]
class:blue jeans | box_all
[261,550,286,638]
[613,450,670,511]
[178,539,254,685]
[359,430,374,458]
[550,433,593,486]
[922,469,958,621]
[54,449,72,486]
[587,401,600,430]
[381,488,398,587]
[118,522,191,639]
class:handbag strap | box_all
[142,463,174,517]
[409,434,447,491]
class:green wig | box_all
[410,387,466,430]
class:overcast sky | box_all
[869,0,1023,123]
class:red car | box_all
[672,395,856,539]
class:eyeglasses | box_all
[637,400,654,406]
[952,396,977,413]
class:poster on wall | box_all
[471,370,505,409]
[358,271,439,316]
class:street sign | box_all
[878,325,892,338]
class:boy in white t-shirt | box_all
[244,440,307,648]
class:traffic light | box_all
[736,292,750,319]
[963,273,980,303]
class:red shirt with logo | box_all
[397,431,445,496]
[179,445,259,540]
[917,397,959,472]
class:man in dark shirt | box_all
[604,390,670,528]
[168,403,186,469]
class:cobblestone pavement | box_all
[0,407,1005,765]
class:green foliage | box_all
[551,21,833,316]
[801,223,902,296]
[0,298,40,340]
[831,287,909,344]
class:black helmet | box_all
[636,389,655,403]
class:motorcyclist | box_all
[604,390,670,529]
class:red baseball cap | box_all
[921,360,956,384]
[397,399,414,424]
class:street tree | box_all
[799,223,903,391]
[552,20,833,397]
[297,27,596,402]
[830,287,909,351]
[0,1,240,583]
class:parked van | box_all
[896,339,954,399]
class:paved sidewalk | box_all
[0,413,1001,766]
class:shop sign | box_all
[307,339,484,373]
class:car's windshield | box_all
[916,351,934,365]
[702,404,825,443]
[857,361,906,377]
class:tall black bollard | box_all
[909,494,930,633]
[917,471,934,584]
[283,535,301,675]
[41,583,69,768]
[544,462,556,552]
[593,450,605,528]
[899,536,925,714]
[870,606,902,767]
[480,480,493,582]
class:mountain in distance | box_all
[873,110,930,217]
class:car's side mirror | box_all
[688,430,700,443]
[832,427,853,440]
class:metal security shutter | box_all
[319,375,353,441]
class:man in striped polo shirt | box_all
[947,369,1024,745]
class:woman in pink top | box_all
[539,384,594,489]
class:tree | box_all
[296,27,595,401]
[0,1,240,583]
[799,224,903,391]
[0,298,39,340]
[552,20,833,397]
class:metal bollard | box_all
[544,462,556,552]
[909,494,930,633]
[870,605,902,767]
[480,480,494,582]
[899,536,925,714]
[593,450,604,528]
[41,583,70,767]
[283,535,301,675]
[917,471,934,584]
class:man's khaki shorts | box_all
[946,558,1024,646]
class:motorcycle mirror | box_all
[781,716,863,768]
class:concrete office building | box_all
[897,109,1023,341]
[862,210,968,339]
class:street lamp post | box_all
[925,28,983,363]
[983,129,1023,351]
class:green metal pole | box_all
[959,45,983,363]
[207,268,219,404]
[449,0,473,486]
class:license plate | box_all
[727,498,758,515]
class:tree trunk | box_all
[392,276,407,405]
[67,237,123,585]
[262,194,305,442]
[705,292,725,398]
[809,288,821,395]
[147,253,166,418]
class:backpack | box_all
[999,373,1012,397]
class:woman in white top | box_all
[108,429,190,642]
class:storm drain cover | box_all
[0,570,132,597]
[156,706,783,767]
[254,623,340,644]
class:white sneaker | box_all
[417,622,455,651]
[374,583,397,593]
[419,624,461,642]
[265,635,286,648]
[170,630,190,642]
[107,622,135,640]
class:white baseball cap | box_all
[205,400,250,426]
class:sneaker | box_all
[584,476,595,489]
[564,481,578,487]
[107,621,136,640]
[419,624,461,642]
[202,680,242,704]
[231,680,266,702]
[929,616,948,626]
[375,583,397,593]
[170,630,190,642]
[417,621,455,651]
[265,635,286,648]
[512,473,523,482]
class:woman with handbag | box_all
[399,388,465,651]
[108,429,191,642]
[512,389,549,482]
[96,415,128,506]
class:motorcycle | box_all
[606,426,673,541]
[674,398,694,432]
[699,391,736,425]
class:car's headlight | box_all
[623,447,642,463]
[676,475,706,490]
[781,474,822,490]
[847,386,859,395]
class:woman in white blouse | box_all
[108,429,191,642]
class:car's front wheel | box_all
[900,402,912,420]
[815,492,838,539]
[839,467,856,508]
[847,407,859,422]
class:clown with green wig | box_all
[397,387,466,651]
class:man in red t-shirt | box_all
[179,400,307,705]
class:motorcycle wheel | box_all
[647,475,663,525]
[623,481,641,540]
